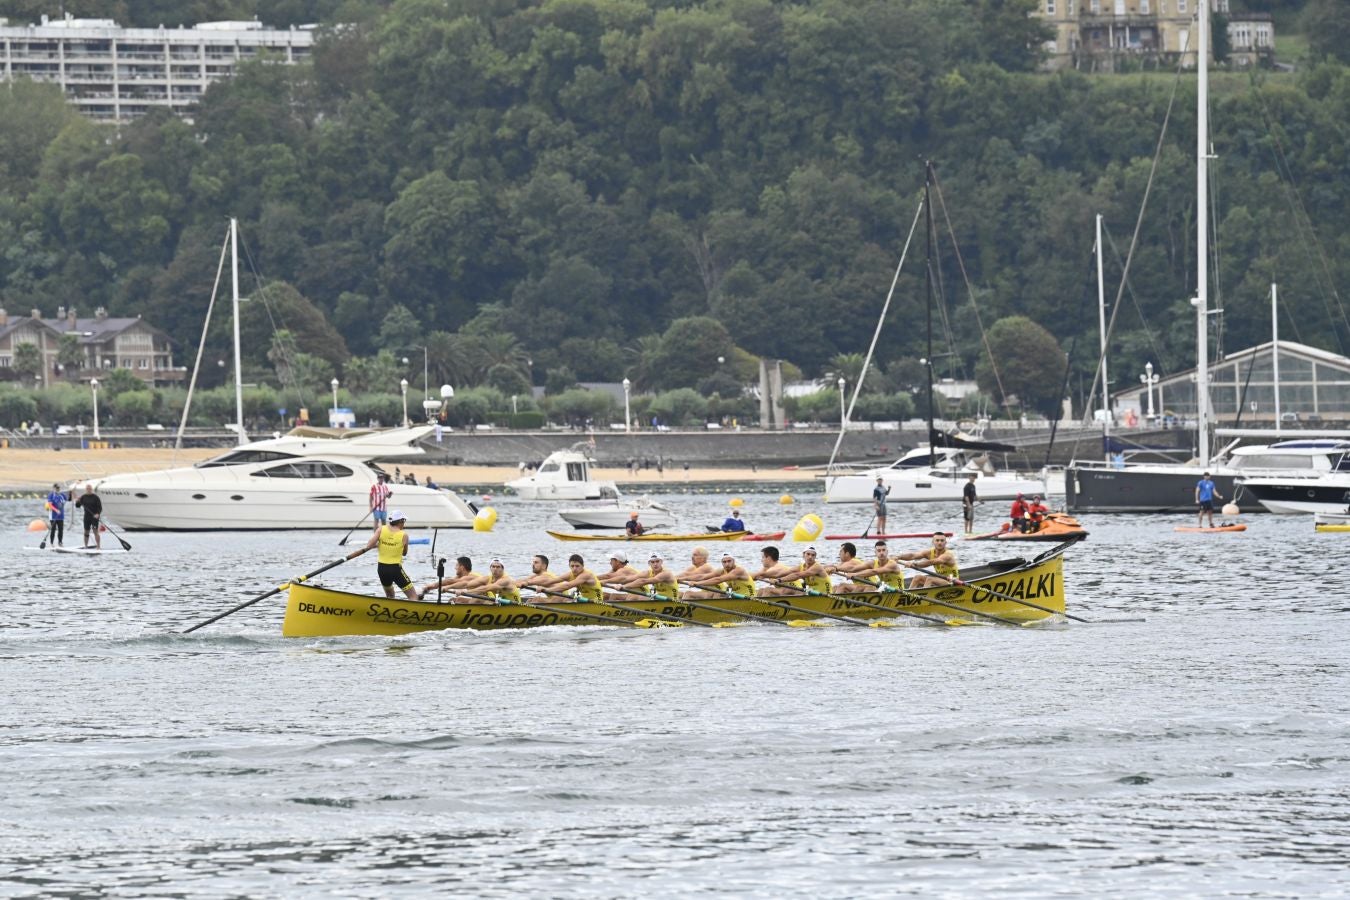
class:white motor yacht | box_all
[506,443,618,500]
[558,497,675,530]
[1236,440,1350,514]
[87,426,477,530]
[824,444,1046,504]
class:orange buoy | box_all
[27,519,46,532]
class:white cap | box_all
[610,551,627,563]
[389,509,406,522]
[648,554,663,562]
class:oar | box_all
[850,575,1022,627]
[754,580,890,627]
[611,584,785,627]
[453,588,645,629]
[182,556,350,634]
[98,516,132,551]
[338,509,372,546]
[525,587,704,628]
[895,561,1090,623]
[685,579,916,627]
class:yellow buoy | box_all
[779,494,794,505]
[27,519,46,532]
[473,507,498,532]
[791,513,824,542]
[729,497,744,508]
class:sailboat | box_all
[85,219,478,530]
[824,162,1046,504]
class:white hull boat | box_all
[87,426,477,530]
[825,445,1046,504]
[558,498,675,530]
[506,443,618,501]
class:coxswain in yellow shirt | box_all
[346,509,418,601]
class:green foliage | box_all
[111,389,155,426]
[545,388,615,426]
[11,343,41,380]
[545,366,579,395]
[56,334,84,374]
[1303,0,1350,64]
[95,368,144,399]
[0,389,38,426]
[648,387,707,426]
[342,349,404,394]
[974,316,1067,418]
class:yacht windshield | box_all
[1231,454,1317,470]
[197,450,299,468]
[251,461,356,479]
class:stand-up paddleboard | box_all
[49,545,128,554]
[1174,523,1247,533]
[823,532,953,540]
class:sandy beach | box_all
[0,447,822,494]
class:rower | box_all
[825,542,878,592]
[672,547,714,582]
[547,554,604,602]
[481,558,521,601]
[597,551,642,600]
[749,546,799,597]
[518,554,561,590]
[794,547,834,595]
[421,555,483,598]
[683,553,754,599]
[625,512,646,537]
[625,554,680,600]
[896,532,958,589]
[867,540,905,592]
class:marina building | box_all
[0,13,314,123]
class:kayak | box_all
[1174,523,1247,533]
[823,532,953,540]
[965,513,1088,543]
[281,542,1075,637]
[1314,523,1350,533]
[546,530,786,542]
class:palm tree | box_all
[625,334,664,391]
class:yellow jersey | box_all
[719,577,756,597]
[873,559,903,591]
[486,571,520,601]
[572,569,603,602]
[800,563,832,595]
[927,548,959,579]
[645,568,679,599]
[376,526,406,564]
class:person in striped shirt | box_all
[369,472,392,531]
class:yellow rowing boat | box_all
[282,545,1072,637]
[544,530,783,542]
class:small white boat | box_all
[505,443,618,500]
[558,497,675,530]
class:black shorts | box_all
[1199,499,1214,512]
[377,562,412,590]
[83,513,99,530]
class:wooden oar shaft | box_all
[182,556,349,634]
[851,575,1020,626]
[526,585,707,626]
[896,563,1087,623]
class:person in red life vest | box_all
[1027,495,1048,533]
[1009,493,1028,533]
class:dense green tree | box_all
[974,316,1067,418]
[11,343,42,381]
[1303,0,1350,64]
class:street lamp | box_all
[837,376,846,428]
[400,378,409,427]
[1140,361,1159,421]
[330,377,339,419]
[622,377,631,433]
[90,378,100,440]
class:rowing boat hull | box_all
[545,530,784,542]
[282,552,1069,637]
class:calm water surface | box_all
[1,492,1347,897]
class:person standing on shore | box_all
[962,474,978,534]
[45,483,67,548]
[74,484,102,549]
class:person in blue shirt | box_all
[45,483,67,547]
[1194,472,1224,528]
[720,508,745,533]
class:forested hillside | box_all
[2,0,1349,422]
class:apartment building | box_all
[0,13,313,123]
[1038,0,1274,71]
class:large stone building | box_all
[1037,0,1274,72]
[0,13,313,123]
[0,306,183,387]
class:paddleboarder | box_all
[1195,472,1223,528]
[44,483,67,548]
[346,509,419,601]
[74,483,102,549]
[872,477,890,537]
[962,474,978,533]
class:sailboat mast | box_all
[230,218,246,446]
[1096,213,1110,459]
[924,161,936,467]
[1272,283,1281,432]
[1194,6,1211,467]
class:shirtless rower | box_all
[672,547,715,583]
[421,555,481,596]
[825,542,881,592]
[518,554,562,591]
[748,546,799,596]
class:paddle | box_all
[611,584,782,627]
[39,519,54,550]
[859,511,878,539]
[182,556,351,633]
[850,575,1021,627]
[526,586,707,628]
[754,580,895,627]
[685,579,929,627]
[337,509,373,546]
[98,516,133,552]
[894,560,1090,623]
